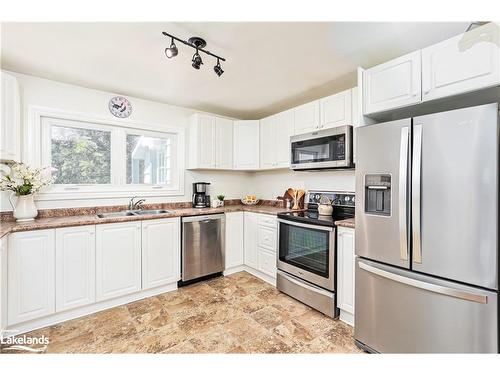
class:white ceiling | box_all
[1,22,469,119]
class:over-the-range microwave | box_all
[290,125,354,170]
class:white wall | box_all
[247,169,355,200]
[1,72,355,212]
[0,71,252,211]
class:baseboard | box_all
[223,265,246,276]
[5,282,178,337]
[340,310,354,326]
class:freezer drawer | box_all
[355,258,498,353]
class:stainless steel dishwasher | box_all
[181,213,225,283]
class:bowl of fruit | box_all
[241,195,259,205]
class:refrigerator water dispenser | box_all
[364,174,391,216]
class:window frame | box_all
[28,106,185,201]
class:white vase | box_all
[9,193,38,222]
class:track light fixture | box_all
[214,58,224,77]
[162,31,226,77]
[164,37,178,58]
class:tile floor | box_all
[1,272,362,354]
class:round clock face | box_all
[109,96,132,118]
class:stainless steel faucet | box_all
[128,196,146,210]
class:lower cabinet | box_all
[258,248,276,277]
[142,218,180,289]
[55,225,96,312]
[96,222,142,302]
[1,236,8,330]
[337,226,355,325]
[225,212,244,269]
[8,229,56,325]
[244,212,259,269]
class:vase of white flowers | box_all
[1,163,54,222]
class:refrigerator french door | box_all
[355,103,499,353]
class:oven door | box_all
[277,218,335,290]
[290,126,352,170]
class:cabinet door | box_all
[215,117,234,169]
[275,109,294,168]
[96,222,142,302]
[320,89,352,129]
[8,230,56,325]
[0,72,21,162]
[337,227,355,314]
[422,25,500,102]
[259,115,276,169]
[294,100,320,134]
[55,226,96,312]
[244,212,259,269]
[233,120,259,170]
[0,237,7,330]
[225,212,244,269]
[142,218,180,289]
[258,248,276,278]
[363,50,422,114]
[189,114,216,168]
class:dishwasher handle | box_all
[182,213,225,223]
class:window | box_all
[51,125,111,184]
[126,134,171,185]
[39,115,182,199]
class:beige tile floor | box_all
[1,272,362,354]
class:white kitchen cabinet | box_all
[274,109,294,168]
[337,226,355,325]
[0,236,7,330]
[225,212,244,269]
[243,212,259,269]
[422,24,500,102]
[55,226,96,312]
[258,248,276,278]
[257,225,277,252]
[215,117,234,169]
[363,50,422,115]
[320,89,352,129]
[351,86,360,164]
[294,100,320,134]
[8,230,56,325]
[187,113,216,169]
[96,222,142,302]
[233,120,259,170]
[259,115,276,169]
[142,218,180,290]
[0,71,21,162]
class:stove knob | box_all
[314,194,320,201]
[344,196,350,202]
[351,196,355,203]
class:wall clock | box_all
[109,96,132,118]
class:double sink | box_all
[97,209,171,219]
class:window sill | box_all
[35,186,184,201]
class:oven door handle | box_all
[277,218,334,232]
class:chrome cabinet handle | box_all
[399,127,409,261]
[359,261,488,304]
[412,124,423,264]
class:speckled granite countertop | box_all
[0,205,297,238]
[334,218,355,229]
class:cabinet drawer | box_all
[258,214,277,229]
[257,225,276,251]
[258,248,277,278]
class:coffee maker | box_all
[192,182,211,208]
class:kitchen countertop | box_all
[334,218,355,229]
[0,204,298,238]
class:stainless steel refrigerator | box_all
[355,103,499,353]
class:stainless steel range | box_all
[276,190,355,318]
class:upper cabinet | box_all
[363,51,422,115]
[294,100,320,134]
[215,117,234,169]
[233,120,259,170]
[1,71,21,162]
[187,114,216,169]
[320,89,352,129]
[259,109,294,169]
[422,25,500,102]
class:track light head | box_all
[214,59,224,77]
[165,38,178,59]
[192,50,203,70]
